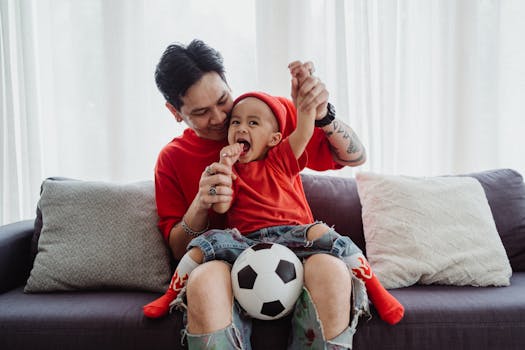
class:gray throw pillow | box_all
[25,179,171,293]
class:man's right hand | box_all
[197,162,236,209]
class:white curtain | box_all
[255,0,525,177]
[2,0,525,225]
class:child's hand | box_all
[289,61,313,85]
[289,61,311,105]
[219,143,243,168]
[288,61,329,121]
[293,74,318,121]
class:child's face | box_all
[228,97,282,163]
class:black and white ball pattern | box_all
[231,242,304,320]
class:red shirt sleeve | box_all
[267,138,308,177]
[276,96,342,171]
[305,128,343,171]
[155,149,187,242]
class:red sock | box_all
[143,271,188,318]
[351,257,404,325]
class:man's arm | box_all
[289,61,367,167]
[319,116,367,166]
[165,162,235,260]
[168,204,208,260]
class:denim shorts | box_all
[187,222,363,264]
[178,223,370,349]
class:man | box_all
[154,39,366,349]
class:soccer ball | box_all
[231,242,304,320]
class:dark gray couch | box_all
[1,169,525,349]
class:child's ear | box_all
[269,132,282,147]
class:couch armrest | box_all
[0,220,34,292]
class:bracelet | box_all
[315,102,336,127]
[181,217,209,237]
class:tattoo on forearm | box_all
[347,131,361,154]
[324,119,364,164]
[333,121,350,140]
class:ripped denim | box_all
[177,223,370,349]
[184,301,252,350]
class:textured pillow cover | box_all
[25,179,171,293]
[356,172,512,289]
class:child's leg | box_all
[307,224,404,325]
[344,252,404,325]
[143,248,203,318]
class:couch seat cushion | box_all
[0,287,182,350]
[354,272,525,349]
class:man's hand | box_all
[288,61,329,120]
[288,61,367,167]
[197,162,235,210]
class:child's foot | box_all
[366,283,404,325]
[143,271,188,319]
[351,257,404,325]
[143,288,178,318]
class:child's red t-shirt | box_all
[155,103,342,241]
[227,138,312,234]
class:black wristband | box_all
[315,103,336,127]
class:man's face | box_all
[171,72,233,141]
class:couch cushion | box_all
[353,272,525,350]
[356,172,512,288]
[0,287,182,350]
[25,179,171,293]
[3,274,525,350]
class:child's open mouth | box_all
[237,140,251,155]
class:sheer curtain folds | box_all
[1,0,42,224]
[2,0,525,225]
[255,0,525,177]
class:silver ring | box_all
[205,165,215,176]
[208,186,217,196]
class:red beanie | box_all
[233,92,297,137]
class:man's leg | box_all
[185,260,252,349]
[289,254,355,349]
[306,223,404,325]
[186,260,232,333]
[305,254,351,339]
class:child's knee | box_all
[187,247,204,264]
[306,223,331,241]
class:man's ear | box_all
[269,132,283,147]
[166,102,184,123]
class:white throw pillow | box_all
[355,172,512,289]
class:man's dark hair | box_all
[155,39,227,111]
